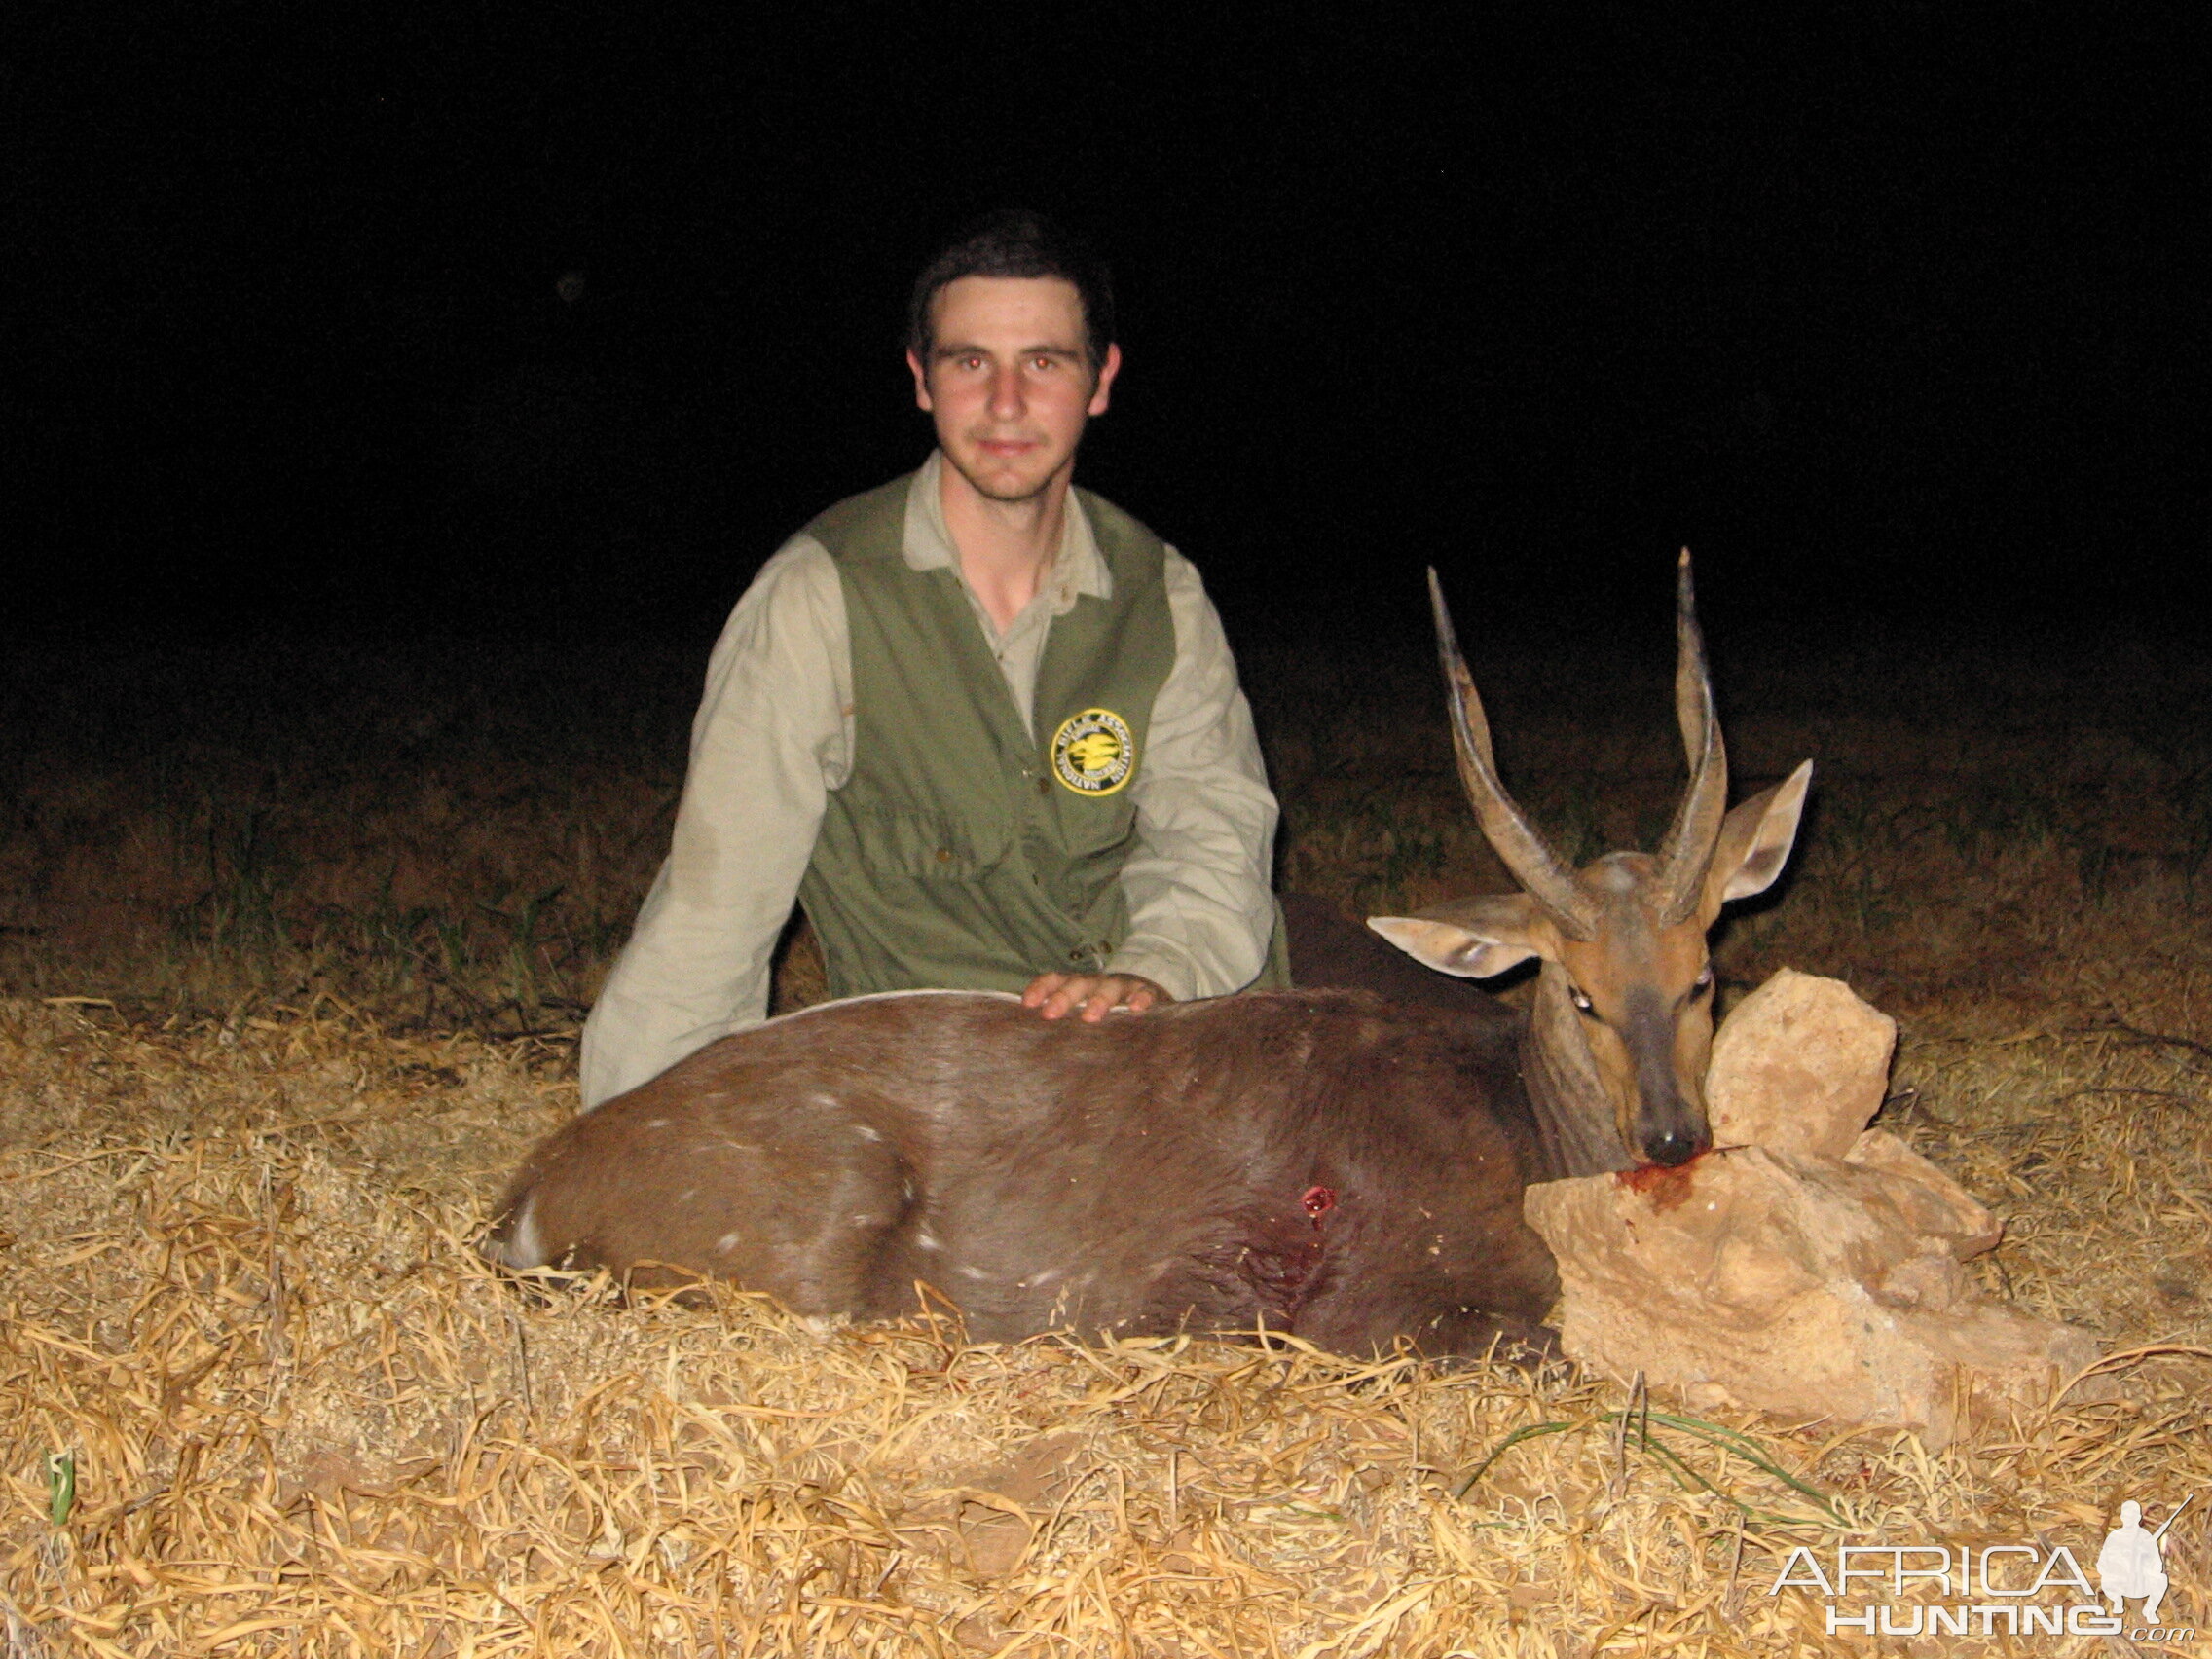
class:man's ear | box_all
[905,348,934,412]
[1704,759,1813,916]
[1368,893,1558,979]
[1087,341,1123,415]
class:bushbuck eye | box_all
[1692,966,1714,996]
[1569,986,1596,1015]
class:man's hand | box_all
[1020,972,1172,1023]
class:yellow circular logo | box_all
[1050,707,1136,796]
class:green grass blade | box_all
[1451,1419,1576,1499]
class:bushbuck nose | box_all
[1643,1129,1706,1167]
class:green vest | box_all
[796,472,1181,998]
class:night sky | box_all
[10,9,2197,651]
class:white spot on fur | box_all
[957,1266,987,1280]
[809,1092,841,1110]
[680,1189,698,1205]
[1029,1267,1061,1285]
[915,1233,941,1251]
[849,1214,874,1227]
[715,1232,740,1254]
[495,1195,544,1269]
[645,1118,669,1128]
[852,1124,881,1141]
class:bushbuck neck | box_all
[1373,554,1812,1173]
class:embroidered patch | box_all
[1050,707,1136,796]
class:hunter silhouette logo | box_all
[1051,708,1136,796]
[2101,1496,2190,1625]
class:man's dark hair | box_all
[906,209,1116,376]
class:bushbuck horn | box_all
[1426,567,1597,939]
[1654,549,1728,925]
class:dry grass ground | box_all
[2,626,2209,1654]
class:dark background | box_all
[8,7,2198,657]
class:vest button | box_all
[935,847,952,863]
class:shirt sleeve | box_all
[577,539,851,1107]
[1105,547,1280,1001]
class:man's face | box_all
[907,276,1122,505]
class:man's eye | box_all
[1031,356,1057,371]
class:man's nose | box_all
[987,363,1025,420]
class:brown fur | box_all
[491,987,1563,1358]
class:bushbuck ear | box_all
[1368,894,1555,979]
[1706,759,1813,911]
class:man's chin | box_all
[974,479,1053,505]
[947,455,1063,505]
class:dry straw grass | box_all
[3,1000,2206,1655]
[4,630,2211,1652]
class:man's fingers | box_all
[1079,977,1164,1020]
[1022,973,1169,1021]
[1028,973,1088,1020]
[1083,981,1153,1021]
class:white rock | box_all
[1706,968,1896,1158]
[1525,969,2107,1447]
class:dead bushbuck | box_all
[490,555,1812,1358]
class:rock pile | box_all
[1523,970,2107,1446]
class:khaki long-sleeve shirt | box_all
[578,453,1279,1107]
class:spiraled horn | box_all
[1427,569,1597,939]
[1655,549,1728,925]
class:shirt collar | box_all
[902,450,1114,610]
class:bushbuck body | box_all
[490,557,1812,1359]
